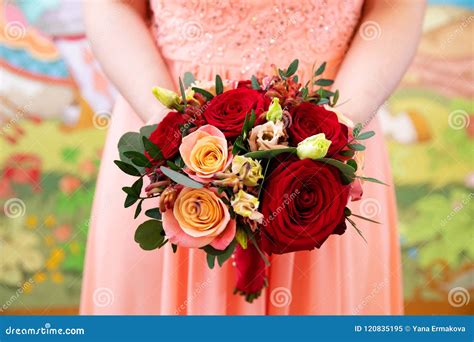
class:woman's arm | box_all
[83,0,174,122]
[332,0,426,124]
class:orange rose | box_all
[162,187,236,249]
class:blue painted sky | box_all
[429,0,474,9]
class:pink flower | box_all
[162,187,236,250]
[179,125,231,183]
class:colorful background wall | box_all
[0,0,472,315]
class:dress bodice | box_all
[151,0,363,81]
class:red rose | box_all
[260,157,349,254]
[288,102,349,158]
[234,242,267,298]
[202,88,266,138]
[148,111,187,159]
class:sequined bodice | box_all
[151,0,363,80]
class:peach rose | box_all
[179,125,231,182]
[162,187,236,249]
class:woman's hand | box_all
[332,0,426,125]
[83,0,174,123]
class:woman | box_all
[81,0,425,315]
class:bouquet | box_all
[114,60,384,302]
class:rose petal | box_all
[162,208,213,248]
[210,218,236,250]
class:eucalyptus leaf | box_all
[285,59,299,77]
[317,158,355,180]
[244,147,296,159]
[160,166,203,189]
[183,71,195,88]
[348,143,366,151]
[118,132,143,163]
[139,124,157,138]
[314,61,326,76]
[215,75,223,95]
[145,208,162,220]
[192,87,214,101]
[114,160,141,177]
[356,131,376,140]
[251,75,260,90]
[314,79,334,87]
[134,220,165,250]
[357,176,388,186]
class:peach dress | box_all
[80,0,403,315]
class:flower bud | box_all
[296,133,331,160]
[265,97,283,122]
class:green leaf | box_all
[348,143,366,151]
[139,124,157,138]
[114,160,141,177]
[314,61,326,76]
[317,98,330,105]
[125,194,139,208]
[293,75,298,83]
[206,253,216,269]
[122,186,137,196]
[134,220,165,250]
[216,240,237,267]
[192,87,214,101]
[179,77,187,106]
[134,199,143,219]
[235,227,248,249]
[145,208,162,220]
[166,160,181,171]
[131,177,143,195]
[183,72,195,88]
[123,151,151,167]
[356,131,375,140]
[351,213,381,224]
[357,176,388,186]
[142,136,163,161]
[244,147,296,159]
[118,132,143,163]
[160,166,203,189]
[332,89,340,106]
[285,59,299,77]
[314,79,334,87]
[317,158,355,181]
[232,136,246,155]
[353,123,363,137]
[346,217,367,244]
[347,159,358,171]
[301,87,308,99]
[215,75,223,95]
[251,75,260,90]
[339,149,355,157]
[278,68,286,80]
